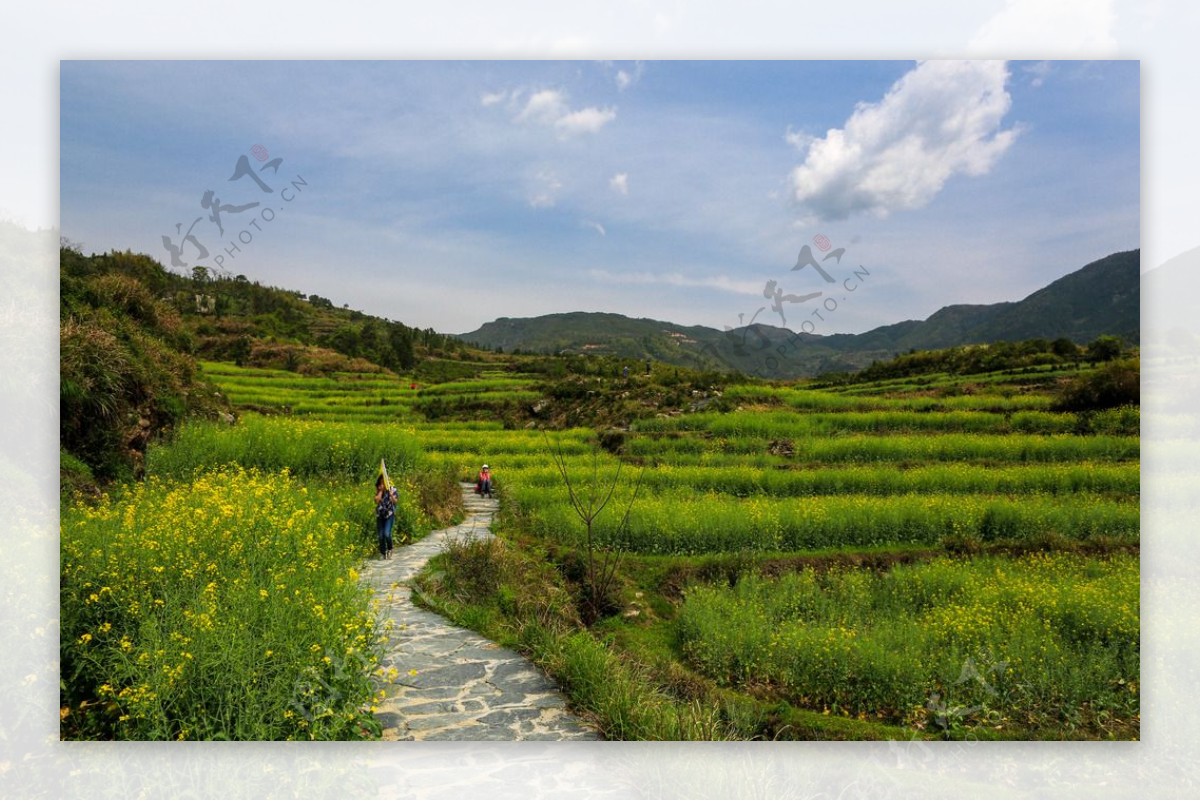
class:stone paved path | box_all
[358,483,600,741]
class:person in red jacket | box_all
[476,464,493,498]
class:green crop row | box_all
[676,553,1138,735]
[634,409,1087,436]
[413,428,594,455]
[506,489,1139,554]
[147,415,422,481]
[724,385,1055,412]
[624,432,1138,464]
[824,365,1081,395]
[416,378,538,396]
[501,460,1139,499]
[201,362,408,391]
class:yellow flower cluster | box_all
[61,466,382,740]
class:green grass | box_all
[415,536,741,740]
[624,431,1138,464]
[507,489,1138,554]
[503,461,1139,498]
[634,409,1083,436]
[200,361,419,422]
[676,553,1139,738]
[723,384,1057,412]
[86,359,1139,741]
[147,415,423,481]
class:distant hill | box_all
[458,250,1140,378]
[460,311,730,365]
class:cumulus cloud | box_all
[788,60,1020,221]
[609,172,629,195]
[506,87,616,137]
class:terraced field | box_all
[202,361,420,422]
[443,366,1140,740]
[202,361,542,424]
[88,358,1136,741]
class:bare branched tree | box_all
[544,431,644,624]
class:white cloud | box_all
[588,268,763,297]
[783,127,812,151]
[480,89,509,107]
[788,60,1019,221]
[555,106,617,136]
[517,89,568,125]
[609,172,629,195]
[583,220,607,236]
[504,87,616,137]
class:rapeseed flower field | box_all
[61,467,384,740]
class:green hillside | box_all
[58,246,495,482]
[458,249,1140,378]
[59,244,1139,484]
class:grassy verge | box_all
[412,535,922,741]
[413,536,734,739]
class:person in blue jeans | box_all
[476,464,492,498]
[375,474,397,558]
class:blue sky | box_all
[60,59,1138,336]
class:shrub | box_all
[1053,358,1139,412]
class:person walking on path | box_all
[476,464,493,498]
[375,473,397,559]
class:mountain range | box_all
[458,249,1140,379]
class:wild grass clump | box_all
[60,467,384,740]
[60,313,220,481]
[416,536,580,637]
